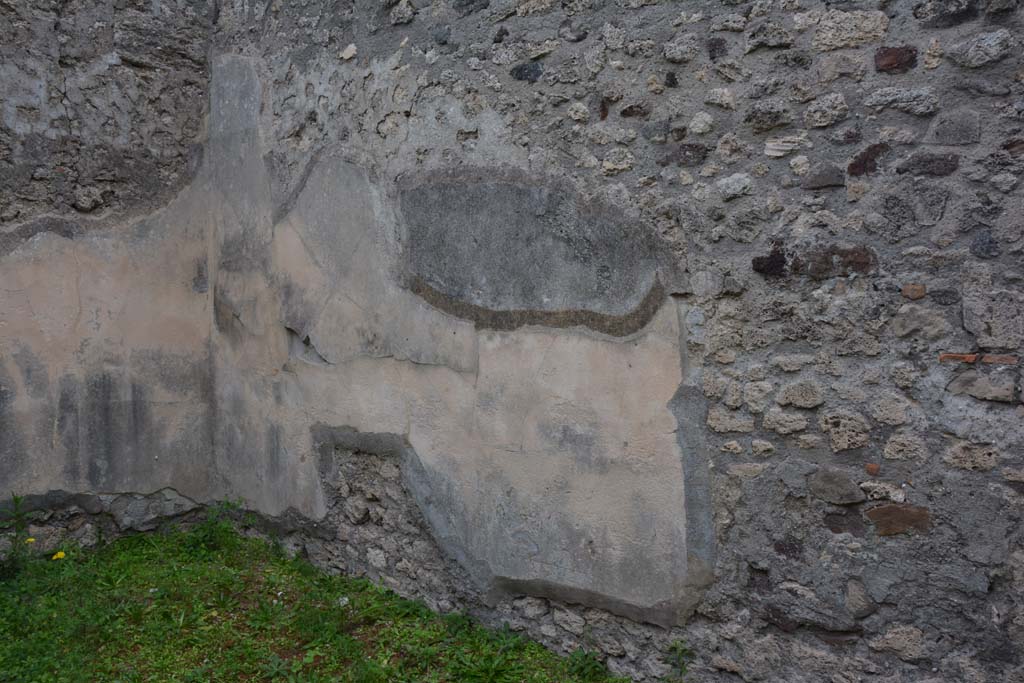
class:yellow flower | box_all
[25,537,36,544]
[51,551,66,560]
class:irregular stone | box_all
[868,394,909,426]
[745,21,794,53]
[891,304,952,341]
[883,431,928,461]
[924,110,981,145]
[764,408,809,434]
[864,87,939,116]
[744,381,774,413]
[344,497,370,524]
[946,370,1016,403]
[689,112,714,135]
[875,46,918,74]
[717,173,753,201]
[947,30,1014,68]
[803,93,849,128]
[389,0,416,25]
[914,0,979,27]
[820,410,871,451]
[721,440,744,454]
[713,14,748,32]
[860,480,906,503]
[705,88,736,110]
[943,441,999,471]
[869,624,927,660]
[764,133,811,158]
[558,20,588,42]
[846,579,877,618]
[812,11,889,52]
[777,380,826,409]
[848,143,891,177]
[553,607,586,635]
[744,100,793,133]
[708,406,756,433]
[513,596,549,619]
[601,148,635,175]
[772,354,815,372]
[367,547,387,569]
[865,505,931,536]
[664,33,699,63]
[819,53,867,82]
[897,152,959,177]
[808,467,867,504]
[802,163,846,190]
[990,173,1018,193]
[567,102,589,121]
[962,265,1024,348]
[752,440,776,456]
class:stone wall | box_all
[2,0,1024,680]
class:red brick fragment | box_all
[980,354,1018,365]
[938,353,978,364]
[865,504,931,536]
[865,463,881,476]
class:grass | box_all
[0,506,630,683]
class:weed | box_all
[665,639,694,681]
[567,649,608,681]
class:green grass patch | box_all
[0,510,629,683]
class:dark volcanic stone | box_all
[803,163,846,189]
[848,143,891,177]
[809,468,867,505]
[826,510,866,536]
[665,71,678,88]
[970,230,1002,259]
[752,245,788,277]
[510,61,543,83]
[875,46,918,74]
[708,37,729,61]
[865,504,931,536]
[897,152,960,177]
[931,288,961,305]
[791,244,878,280]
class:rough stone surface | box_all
[3,1,1024,681]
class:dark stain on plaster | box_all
[12,346,49,399]
[0,371,26,477]
[400,167,669,327]
[0,216,82,258]
[410,275,666,337]
[57,375,81,484]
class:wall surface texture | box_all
[2,0,1024,680]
